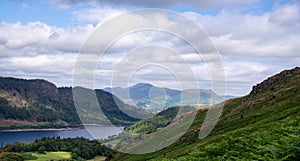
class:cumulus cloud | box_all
[183,5,300,59]
[0,21,95,57]
[0,21,95,86]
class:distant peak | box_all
[131,82,153,88]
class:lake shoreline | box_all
[0,125,124,147]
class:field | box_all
[27,152,71,161]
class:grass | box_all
[26,151,71,161]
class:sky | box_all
[0,0,299,96]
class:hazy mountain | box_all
[104,83,225,113]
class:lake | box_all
[0,125,123,147]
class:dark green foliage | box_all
[22,153,38,160]
[0,152,24,161]
[37,146,46,154]
[95,89,141,124]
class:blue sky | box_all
[0,0,299,96]
[0,0,292,26]
[0,1,76,26]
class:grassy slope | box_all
[125,106,180,134]
[111,68,300,160]
[27,152,71,161]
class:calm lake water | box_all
[0,125,123,147]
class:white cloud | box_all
[269,4,300,26]
[0,21,95,56]
[8,54,74,69]
[183,5,300,59]
[0,53,77,86]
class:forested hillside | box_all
[0,77,150,130]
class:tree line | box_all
[1,137,114,160]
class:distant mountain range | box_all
[0,76,236,130]
[104,83,232,113]
[0,77,150,130]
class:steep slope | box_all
[104,83,223,113]
[124,106,188,134]
[111,67,300,161]
[0,77,150,130]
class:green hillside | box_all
[111,67,300,160]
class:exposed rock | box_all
[250,67,300,95]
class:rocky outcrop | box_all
[250,67,300,95]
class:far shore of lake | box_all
[0,124,126,132]
[0,127,82,132]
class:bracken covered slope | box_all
[111,67,300,161]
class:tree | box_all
[38,146,46,154]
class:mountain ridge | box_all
[104,83,225,113]
[0,77,150,130]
